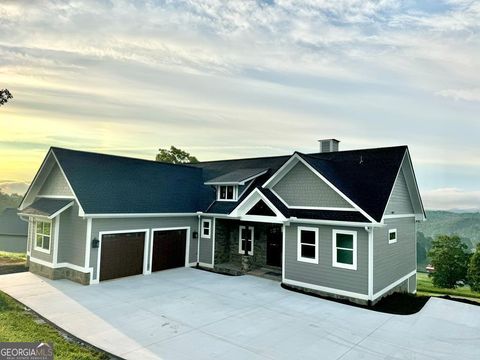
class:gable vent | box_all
[318,139,340,153]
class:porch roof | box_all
[19,198,74,219]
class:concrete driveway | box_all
[1,268,479,360]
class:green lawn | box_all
[0,291,109,359]
[417,272,480,301]
[0,251,28,275]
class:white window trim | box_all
[297,226,319,264]
[238,225,254,255]
[217,185,238,202]
[332,229,357,270]
[34,219,52,254]
[201,219,212,239]
[388,228,397,244]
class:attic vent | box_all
[318,139,340,153]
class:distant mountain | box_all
[419,210,480,248]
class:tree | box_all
[468,243,480,292]
[428,235,469,288]
[0,190,23,213]
[156,146,198,164]
[0,89,13,107]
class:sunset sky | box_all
[0,0,479,210]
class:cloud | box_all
[436,88,480,102]
[0,180,29,195]
[422,188,480,211]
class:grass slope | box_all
[416,273,480,302]
[0,291,109,360]
[0,251,27,275]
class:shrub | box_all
[428,235,469,288]
[467,243,480,292]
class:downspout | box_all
[196,212,202,265]
[365,226,374,305]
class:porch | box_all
[213,219,283,279]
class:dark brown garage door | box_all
[100,232,145,281]
[152,229,187,272]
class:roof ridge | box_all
[50,147,200,170]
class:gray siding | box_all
[373,217,416,293]
[90,216,198,281]
[284,223,369,295]
[38,164,73,197]
[273,162,353,208]
[0,235,27,253]
[199,216,213,265]
[408,273,416,293]
[29,217,56,263]
[58,202,87,267]
[384,168,414,215]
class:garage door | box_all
[152,229,187,272]
[100,232,145,281]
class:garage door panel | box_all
[152,230,187,272]
[100,232,145,281]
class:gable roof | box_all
[0,208,27,236]
[51,147,210,215]
[19,198,73,219]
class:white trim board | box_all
[29,256,91,273]
[84,212,198,219]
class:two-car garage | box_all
[99,228,188,282]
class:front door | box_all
[266,226,282,267]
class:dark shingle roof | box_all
[20,198,73,218]
[205,168,268,184]
[0,208,27,236]
[52,147,212,215]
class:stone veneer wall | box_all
[29,260,90,285]
[215,219,277,270]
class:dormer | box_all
[205,168,269,202]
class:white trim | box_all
[36,195,76,199]
[367,227,374,300]
[149,227,191,273]
[332,229,357,270]
[289,217,382,228]
[383,214,415,219]
[52,217,60,265]
[230,188,286,222]
[205,170,268,186]
[199,261,214,269]
[282,224,286,282]
[297,226,319,264]
[96,229,150,282]
[84,212,198,219]
[405,149,426,220]
[212,218,216,266]
[48,201,74,219]
[238,225,254,255]
[197,214,201,263]
[238,178,255,198]
[33,219,52,254]
[388,228,398,244]
[269,188,290,208]
[372,270,416,301]
[289,206,357,211]
[201,219,212,239]
[84,218,92,269]
[283,278,369,301]
[216,185,238,202]
[263,153,378,224]
[29,256,91,273]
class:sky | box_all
[0,0,479,210]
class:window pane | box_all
[36,222,43,234]
[301,230,316,245]
[337,249,353,264]
[43,236,50,250]
[301,244,316,259]
[43,222,51,236]
[241,239,246,251]
[389,231,396,240]
[203,228,209,236]
[336,233,353,249]
[220,186,227,199]
[241,227,251,240]
[246,240,252,252]
[203,221,210,229]
[36,235,43,247]
[226,186,234,199]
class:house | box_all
[18,139,425,305]
[0,208,28,253]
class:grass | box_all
[417,272,480,302]
[0,291,110,360]
[0,251,28,275]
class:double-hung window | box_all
[332,230,357,270]
[297,227,319,264]
[35,220,51,253]
[202,219,212,238]
[239,226,254,255]
[388,229,397,244]
[217,185,237,201]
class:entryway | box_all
[266,226,282,267]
